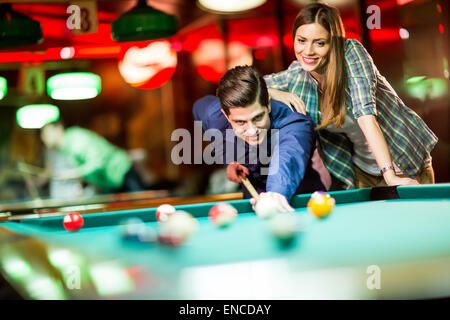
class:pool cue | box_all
[241,178,259,200]
[16,162,69,180]
[17,162,47,176]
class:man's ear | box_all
[267,98,272,113]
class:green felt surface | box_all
[3,193,450,277]
[2,185,450,299]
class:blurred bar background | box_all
[0,0,448,202]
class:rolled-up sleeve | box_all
[264,61,302,91]
[345,39,378,118]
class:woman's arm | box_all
[268,88,306,114]
[264,62,307,114]
[357,115,419,186]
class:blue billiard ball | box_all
[119,218,157,243]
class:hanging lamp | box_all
[0,76,6,99]
[0,4,43,48]
[111,0,177,42]
[17,104,60,129]
[47,72,101,100]
[197,0,267,13]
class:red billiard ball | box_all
[63,212,84,232]
[156,204,176,222]
[209,203,237,227]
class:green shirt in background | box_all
[60,127,132,191]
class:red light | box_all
[171,41,183,52]
[345,32,361,41]
[436,4,442,13]
[283,34,293,48]
[254,49,265,60]
[196,65,222,83]
[369,29,401,42]
[256,35,277,48]
[397,0,414,5]
[77,46,121,56]
[118,41,177,90]
[134,67,176,90]
[439,24,444,34]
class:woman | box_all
[264,2,437,189]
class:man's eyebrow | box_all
[230,110,265,122]
[251,111,266,121]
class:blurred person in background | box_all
[40,120,148,193]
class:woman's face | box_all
[294,22,331,73]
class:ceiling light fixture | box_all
[0,4,43,48]
[290,0,356,6]
[17,104,60,129]
[111,0,177,42]
[0,76,6,99]
[47,72,101,100]
[197,0,267,13]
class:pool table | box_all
[1,184,449,300]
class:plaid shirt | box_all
[264,38,438,189]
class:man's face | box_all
[41,125,63,149]
[222,100,271,146]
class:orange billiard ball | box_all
[63,212,84,232]
[307,191,335,218]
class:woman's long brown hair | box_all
[292,3,347,129]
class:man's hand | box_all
[268,88,306,114]
[250,192,294,216]
[226,162,249,183]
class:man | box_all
[40,120,147,193]
[193,66,325,212]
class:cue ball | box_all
[156,204,176,222]
[209,203,237,227]
[254,197,279,219]
[158,211,198,246]
[268,213,300,241]
[63,212,84,232]
[307,191,335,218]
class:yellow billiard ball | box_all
[307,191,335,218]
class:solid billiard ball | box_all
[307,191,335,218]
[63,212,84,232]
[119,218,157,243]
[156,204,176,222]
[209,203,237,227]
[158,211,198,246]
[254,197,280,219]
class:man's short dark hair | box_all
[216,65,269,115]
